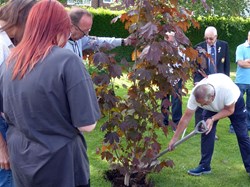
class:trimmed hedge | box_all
[86,7,132,61]
[186,16,250,64]
[84,8,250,64]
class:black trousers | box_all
[76,179,90,187]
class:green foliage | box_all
[58,0,67,5]
[178,0,250,17]
[58,0,67,4]
[186,16,250,63]
[77,7,250,64]
[86,76,250,187]
[89,0,202,185]
[77,1,250,185]
[87,7,128,38]
[0,0,6,5]
[82,7,133,61]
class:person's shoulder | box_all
[52,46,78,57]
[210,73,231,81]
[48,47,84,69]
[236,42,246,49]
[0,42,10,65]
[217,40,228,46]
[78,36,91,42]
[49,46,82,65]
[0,31,13,47]
[0,41,8,50]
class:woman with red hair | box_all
[0,0,100,186]
[0,0,37,186]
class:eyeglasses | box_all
[204,37,215,41]
[74,24,90,36]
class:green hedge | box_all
[85,7,132,61]
[186,16,250,64]
[1,1,248,64]
[82,8,250,64]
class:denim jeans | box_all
[236,84,250,130]
[0,117,15,187]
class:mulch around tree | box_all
[104,169,154,187]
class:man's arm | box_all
[0,133,10,170]
[235,44,250,68]
[237,59,250,68]
[193,43,208,83]
[205,102,235,134]
[80,35,136,52]
[80,36,122,51]
[168,108,195,150]
[77,122,97,132]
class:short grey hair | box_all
[194,84,215,102]
[204,26,217,36]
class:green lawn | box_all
[85,68,250,187]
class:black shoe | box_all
[188,165,211,176]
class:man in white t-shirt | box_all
[168,73,250,177]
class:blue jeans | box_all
[236,84,250,130]
[0,117,15,187]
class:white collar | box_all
[0,26,14,48]
[243,40,250,47]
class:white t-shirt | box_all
[0,29,14,65]
[188,73,240,112]
[0,42,9,65]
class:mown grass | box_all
[85,69,250,187]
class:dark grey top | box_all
[0,46,101,187]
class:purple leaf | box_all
[140,43,162,65]
[108,64,122,78]
[139,22,158,40]
[93,52,110,66]
[104,132,120,144]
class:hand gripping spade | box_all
[146,120,208,168]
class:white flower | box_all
[218,47,221,53]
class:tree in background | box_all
[61,0,250,17]
[178,0,250,17]
[0,0,6,4]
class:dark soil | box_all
[104,169,154,187]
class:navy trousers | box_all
[161,80,182,126]
[199,94,250,172]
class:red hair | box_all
[7,0,71,79]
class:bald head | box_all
[69,7,92,26]
[194,84,215,103]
